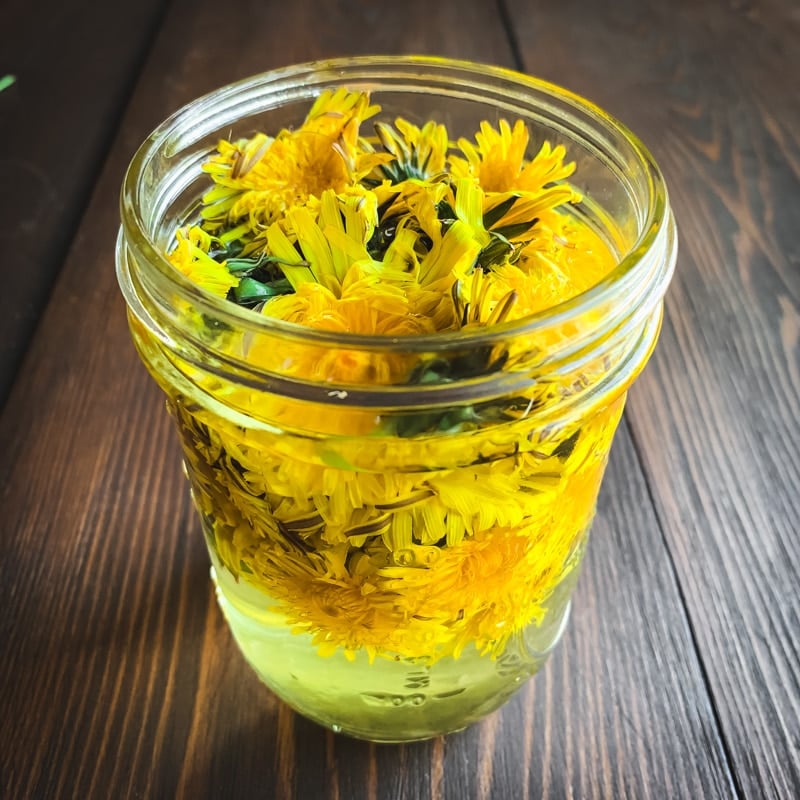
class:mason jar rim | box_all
[119,54,669,352]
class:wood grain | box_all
[0,0,169,408]
[1,0,790,797]
[505,0,800,796]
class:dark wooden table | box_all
[2,1,798,797]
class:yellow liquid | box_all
[159,386,625,739]
[132,211,626,740]
[210,544,580,741]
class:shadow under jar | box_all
[116,56,676,742]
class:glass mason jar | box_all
[116,56,676,742]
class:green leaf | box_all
[477,232,514,269]
[234,276,293,303]
[436,200,457,222]
[226,256,265,274]
[492,220,538,240]
[320,450,355,470]
[394,412,442,438]
[483,196,518,228]
[551,429,580,461]
[377,192,399,219]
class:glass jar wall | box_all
[117,57,676,741]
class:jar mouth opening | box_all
[120,54,668,350]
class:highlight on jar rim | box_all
[117,56,676,741]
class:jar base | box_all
[211,564,573,742]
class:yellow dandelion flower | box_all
[372,178,451,242]
[518,215,617,295]
[418,219,483,286]
[453,177,491,247]
[372,118,450,183]
[259,269,428,337]
[515,139,579,196]
[451,119,579,197]
[451,119,530,191]
[167,226,238,297]
[236,261,435,407]
[201,89,385,234]
[171,384,625,662]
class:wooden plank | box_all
[0,0,170,408]
[0,0,735,796]
[505,0,800,796]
